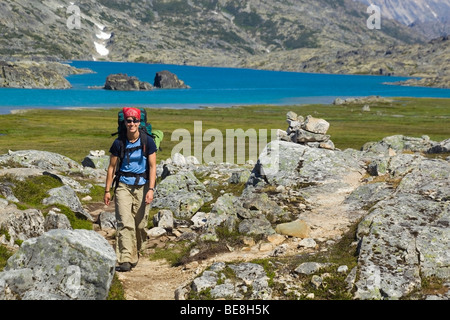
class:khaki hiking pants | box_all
[114,182,149,265]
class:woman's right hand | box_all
[104,191,111,206]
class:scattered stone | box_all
[190,212,208,229]
[302,115,330,134]
[98,211,117,230]
[270,244,288,256]
[267,234,286,245]
[294,262,331,275]
[153,209,174,230]
[311,275,322,289]
[147,227,167,238]
[337,265,348,273]
[275,220,310,238]
[298,238,317,248]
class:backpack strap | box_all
[112,132,150,195]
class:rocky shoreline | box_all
[0,60,93,89]
[0,113,449,300]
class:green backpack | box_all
[110,108,163,193]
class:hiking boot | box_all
[119,262,132,272]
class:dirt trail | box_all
[106,171,364,300]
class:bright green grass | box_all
[0,98,448,163]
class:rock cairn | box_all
[278,111,335,150]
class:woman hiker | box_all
[104,107,157,272]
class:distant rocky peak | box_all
[356,0,450,39]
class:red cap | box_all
[123,107,141,120]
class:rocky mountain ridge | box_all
[356,0,450,40]
[0,60,92,89]
[0,0,448,88]
[0,0,424,62]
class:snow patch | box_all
[92,22,110,58]
[96,31,111,40]
[94,41,109,56]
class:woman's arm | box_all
[145,152,157,205]
[104,155,118,206]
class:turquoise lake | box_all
[0,60,449,114]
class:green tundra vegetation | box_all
[0,97,448,164]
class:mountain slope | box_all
[0,0,425,65]
[356,0,450,39]
[2,0,447,87]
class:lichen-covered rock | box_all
[251,140,363,187]
[189,262,272,300]
[0,150,83,173]
[0,229,116,300]
[361,135,439,155]
[354,157,450,300]
[151,171,212,218]
[42,185,93,222]
[0,207,45,247]
[44,210,72,231]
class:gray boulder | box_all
[0,206,45,247]
[250,140,363,187]
[189,262,271,300]
[0,182,19,202]
[44,210,72,231]
[0,150,83,173]
[81,150,110,170]
[228,263,272,299]
[0,229,116,300]
[98,211,117,230]
[42,185,93,222]
[294,262,331,275]
[354,157,450,300]
[427,138,450,154]
[238,217,275,236]
[104,73,153,91]
[152,209,174,230]
[302,115,330,135]
[153,70,190,89]
[242,192,291,222]
[361,135,438,155]
[151,171,212,219]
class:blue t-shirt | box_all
[109,135,157,186]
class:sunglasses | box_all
[126,119,140,124]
